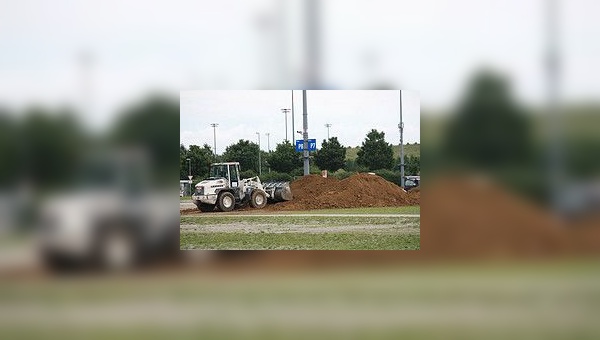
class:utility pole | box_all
[547,0,563,212]
[398,91,405,189]
[256,132,262,175]
[281,108,290,142]
[291,91,295,145]
[325,123,331,140]
[305,0,320,88]
[210,123,219,161]
[302,90,309,175]
[79,50,93,121]
[266,132,271,152]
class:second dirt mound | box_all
[268,173,418,211]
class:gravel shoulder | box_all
[180,221,419,234]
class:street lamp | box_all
[291,91,295,145]
[256,132,262,175]
[325,123,332,140]
[210,123,219,161]
[281,108,290,142]
[266,132,271,152]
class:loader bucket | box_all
[263,181,293,202]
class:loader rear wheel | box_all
[197,203,215,212]
[250,190,267,209]
[217,192,235,212]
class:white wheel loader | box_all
[192,162,292,212]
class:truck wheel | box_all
[41,250,80,273]
[197,203,215,212]
[250,190,267,209]
[95,224,139,271]
[217,192,235,212]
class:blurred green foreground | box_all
[1,260,600,340]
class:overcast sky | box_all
[0,1,598,130]
[180,90,419,152]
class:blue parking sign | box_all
[296,139,317,152]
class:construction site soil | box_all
[182,174,600,261]
[264,173,419,211]
[419,176,600,258]
[243,176,600,269]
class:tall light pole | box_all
[302,90,309,175]
[79,50,93,120]
[291,91,295,144]
[256,132,262,175]
[325,123,332,140]
[546,0,563,211]
[281,108,290,142]
[186,158,191,195]
[398,90,405,189]
[305,0,321,88]
[210,123,219,161]
[266,132,271,152]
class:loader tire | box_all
[217,192,235,212]
[93,222,140,272]
[197,203,215,212]
[250,190,267,209]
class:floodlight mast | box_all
[398,91,405,189]
[210,123,219,161]
[302,90,309,175]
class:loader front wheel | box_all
[217,192,235,212]
[250,190,267,209]
[197,203,215,212]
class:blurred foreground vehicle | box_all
[37,150,179,272]
[560,181,600,219]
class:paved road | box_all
[180,202,196,210]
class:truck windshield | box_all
[209,165,228,179]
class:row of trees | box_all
[0,96,180,190]
[180,130,420,184]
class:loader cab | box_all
[209,162,241,188]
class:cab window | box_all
[229,164,239,184]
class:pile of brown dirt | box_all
[421,176,570,258]
[253,177,600,267]
[420,175,600,258]
[267,173,418,211]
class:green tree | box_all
[180,144,188,179]
[443,70,533,168]
[404,155,420,176]
[21,107,87,188]
[356,129,394,170]
[0,111,20,187]
[267,141,302,173]
[111,95,179,181]
[180,144,213,179]
[343,159,367,173]
[222,139,260,173]
[314,137,346,172]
